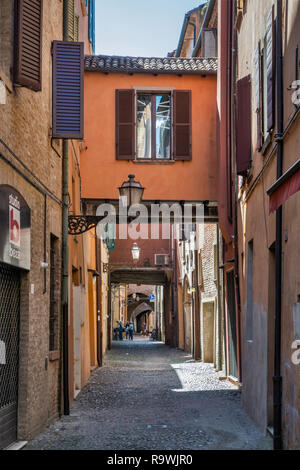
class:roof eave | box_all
[84,68,217,75]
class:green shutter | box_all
[64,0,75,41]
[75,15,80,42]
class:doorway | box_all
[0,263,20,449]
[203,301,215,363]
[226,270,238,379]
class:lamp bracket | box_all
[68,215,103,235]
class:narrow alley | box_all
[26,337,271,451]
[1,0,300,454]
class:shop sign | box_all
[0,185,31,270]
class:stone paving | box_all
[25,337,272,450]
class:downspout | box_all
[175,14,190,57]
[175,15,197,57]
[194,242,201,361]
[96,237,103,367]
[61,0,70,416]
[273,0,283,450]
[170,224,177,347]
[188,22,197,48]
[173,227,178,348]
[107,270,112,350]
[216,226,222,371]
[231,0,242,384]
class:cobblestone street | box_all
[26,338,272,450]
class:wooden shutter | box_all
[266,5,275,131]
[173,90,192,161]
[74,15,80,42]
[52,41,84,139]
[116,90,135,160]
[14,0,43,92]
[65,0,75,41]
[236,75,252,176]
[254,41,262,150]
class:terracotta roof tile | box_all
[85,55,217,75]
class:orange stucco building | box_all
[81,56,218,204]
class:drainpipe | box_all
[61,0,70,416]
[175,14,190,57]
[273,0,283,450]
[231,0,242,384]
[188,22,197,48]
[216,226,222,371]
[96,237,103,367]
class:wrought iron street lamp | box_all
[131,243,140,262]
[69,175,145,235]
[119,174,145,206]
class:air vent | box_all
[155,254,169,266]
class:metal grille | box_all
[0,263,20,449]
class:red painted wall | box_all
[109,224,170,268]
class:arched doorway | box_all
[132,302,153,334]
[183,276,193,354]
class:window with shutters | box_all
[52,41,84,140]
[65,0,80,42]
[116,89,192,161]
[236,75,252,176]
[14,0,43,92]
[253,6,275,152]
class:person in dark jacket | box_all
[125,322,129,340]
[129,322,134,340]
[118,321,124,341]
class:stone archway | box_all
[183,276,193,354]
[132,302,153,334]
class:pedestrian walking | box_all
[113,327,118,341]
[118,321,124,341]
[129,321,134,340]
[125,322,129,340]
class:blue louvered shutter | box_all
[88,0,95,53]
[52,41,84,139]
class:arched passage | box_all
[132,302,153,334]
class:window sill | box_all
[261,133,272,155]
[0,68,13,93]
[133,159,176,165]
[49,350,60,362]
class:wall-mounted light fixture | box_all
[119,174,145,206]
[131,243,141,262]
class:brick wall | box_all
[0,0,64,442]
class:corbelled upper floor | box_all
[81,54,218,203]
